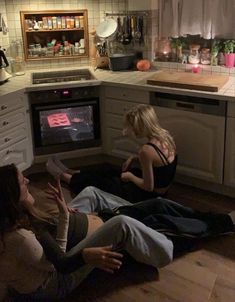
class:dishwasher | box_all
[150,92,226,184]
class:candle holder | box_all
[192,64,201,73]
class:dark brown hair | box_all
[0,164,23,235]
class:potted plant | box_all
[211,40,221,66]
[223,39,235,68]
[170,38,185,62]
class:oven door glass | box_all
[32,99,100,154]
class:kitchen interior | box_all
[1,0,235,301]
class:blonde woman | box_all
[47,105,177,203]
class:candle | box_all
[192,64,201,73]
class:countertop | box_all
[1,66,235,101]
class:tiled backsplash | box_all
[0,0,10,50]
[1,0,157,70]
[153,61,235,76]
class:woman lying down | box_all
[0,164,234,301]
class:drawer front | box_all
[0,109,25,134]
[0,139,31,171]
[0,93,24,117]
[105,99,141,116]
[105,113,124,129]
[0,126,27,151]
[105,86,149,103]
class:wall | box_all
[3,0,158,70]
[0,0,10,50]
[4,0,127,70]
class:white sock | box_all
[228,211,235,224]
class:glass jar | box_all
[201,48,211,65]
[189,44,200,64]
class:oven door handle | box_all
[34,100,97,111]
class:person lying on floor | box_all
[0,164,173,302]
[66,186,235,254]
[46,104,177,203]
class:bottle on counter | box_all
[189,44,200,64]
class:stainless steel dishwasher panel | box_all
[150,92,226,184]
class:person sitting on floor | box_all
[0,164,174,302]
[46,104,178,203]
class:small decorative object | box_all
[200,48,211,65]
[211,40,221,66]
[170,38,185,62]
[181,54,188,64]
[192,64,201,73]
[189,44,200,64]
[136,59,151,71]
[223,39,235,68]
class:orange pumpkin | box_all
[136,59,151,71]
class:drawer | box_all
[105,86,149,103]
[0,93,24,117]
[105,99,142,116]
[0,139,31,171]
[0,126,27,151]
[0,109,26,134]
[105,113,124,129]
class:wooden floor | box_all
[28,172,235,302]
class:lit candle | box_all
[192,64,201,73]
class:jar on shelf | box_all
[201,48,211,65]
[189,44,200,64]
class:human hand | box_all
[46,179,68,215]
[122,156,133,172]
[82,245,123,273]
[121,171,133,182]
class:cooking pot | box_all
[96,18,117,40]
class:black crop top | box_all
[146,142,178,188]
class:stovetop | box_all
[32,69,95,84]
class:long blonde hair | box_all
[124,104,176,153]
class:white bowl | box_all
[96,19,117,39]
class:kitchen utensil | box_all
[147,71,229,92]
[109,53,135,71]
[122,16,131,45]
[116,17,123,43]
[134,16,141,43]
[96,18,117,40]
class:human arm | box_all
[122,155,138,172]
[39,231,122,274]
[121,147,154,191]
[46,180,69,252]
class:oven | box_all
[29,86,100,155]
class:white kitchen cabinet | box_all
[224,103,235,187]
[155,106,225,184]
[128,0,158,11]
[0,91,33,171]
[102,86,149,158]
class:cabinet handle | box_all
[6,150,13,155]
[4,137,11,142]
[1,105,7,111]
[2,121,9,126]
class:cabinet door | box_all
[0,93,24,117]
[0,139,32,171]
[155,107,225,183]
[224,117,235,187]
[0,109,26,134]
[104,128,141,158]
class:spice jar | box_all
[201,48,211,65]
[189,44,200,64]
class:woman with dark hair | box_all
[0,164,173,301]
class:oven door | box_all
[31,98,100,155]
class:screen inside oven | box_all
[39,105,94,146]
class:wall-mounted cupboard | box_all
[20,10,89,61]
